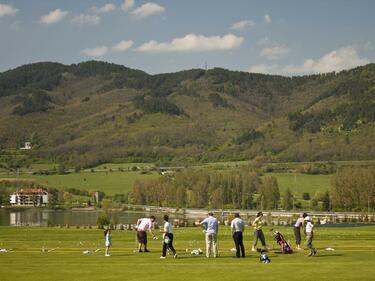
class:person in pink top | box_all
[294,213,307,250]
[136,216,156,252]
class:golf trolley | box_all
[272,230,293,254]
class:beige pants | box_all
[205,233,218,258]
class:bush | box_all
[96,213,110,228]
[302,192,311,200]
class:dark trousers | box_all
[233,231,245,257]
[294,227,301,245]
[162,233,176,257]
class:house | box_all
[10,188,48,206]
[20,142,32,150]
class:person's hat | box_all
[304,216,311,221]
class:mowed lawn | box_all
[266,173,332,197]
[0,226,374,281]
[0,171,159,195]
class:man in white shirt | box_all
[200,212,219,258]
[136,215,156,252]
[304,216,317,257]
[231,213,245,258]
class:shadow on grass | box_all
[312,254,343,257]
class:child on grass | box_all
[104,227,112,257]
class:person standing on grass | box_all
[252,212,268,252]
[304,216,317,257]
[231,213,245,258]
[294,213,307,250]
[160,215,177,259]
[104,227,112,257]
[200,212,219,258]
[136,215,156,252]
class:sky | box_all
[0,0,374,75]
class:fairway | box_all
[0,226,374,281]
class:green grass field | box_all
[0,171,331,201]
[0,226,374,281]
[0,171,159,195]
[266,173,332,197]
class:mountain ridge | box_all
[0,61,374,167]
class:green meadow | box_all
[0,170,331,200]
[267,173,332,196]
[0,171,159,195]
[0,226,374,281]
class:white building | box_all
[10,189,48,206]
[20,142,32,150]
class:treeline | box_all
[331,167,375,211]
[0,62,66,97]
[132,168,281,209]
[134,96,182,115]
[288,70,375,132]
[12,90,52,116]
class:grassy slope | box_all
[0,226,374,281]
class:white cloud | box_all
[40,9,68,24]
[260,45,290,60]
[90,3,116,14]
[112,40,134,52]
[284,46,369,74]
[131,2,165,19]
[249,64,279,74]
[121,0,135,11]
[249,46,369,75]
[72,14,100,25]
[0,3,18,17]
[229,20,256,31]
[264,14,272,23]
[81,46,109,57]
[137,33,244,53]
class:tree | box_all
[331,167,375,211]
[282,188,294,210]
[258,176,280,210]
[302,192,311,200]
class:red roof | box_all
[18,188,46,194]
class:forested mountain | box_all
[0,61,374,167]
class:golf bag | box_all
[257,248,271,263]
[272,230,293,254]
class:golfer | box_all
[104,226,112,257]
[294,213,307,250]
[304,216,317,256]
[160,215,177,259]
[230,213,245,258]
[136,215,156,252]
[252,212,268,252]
[200,212,219,258]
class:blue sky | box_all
[0,0,374,75]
